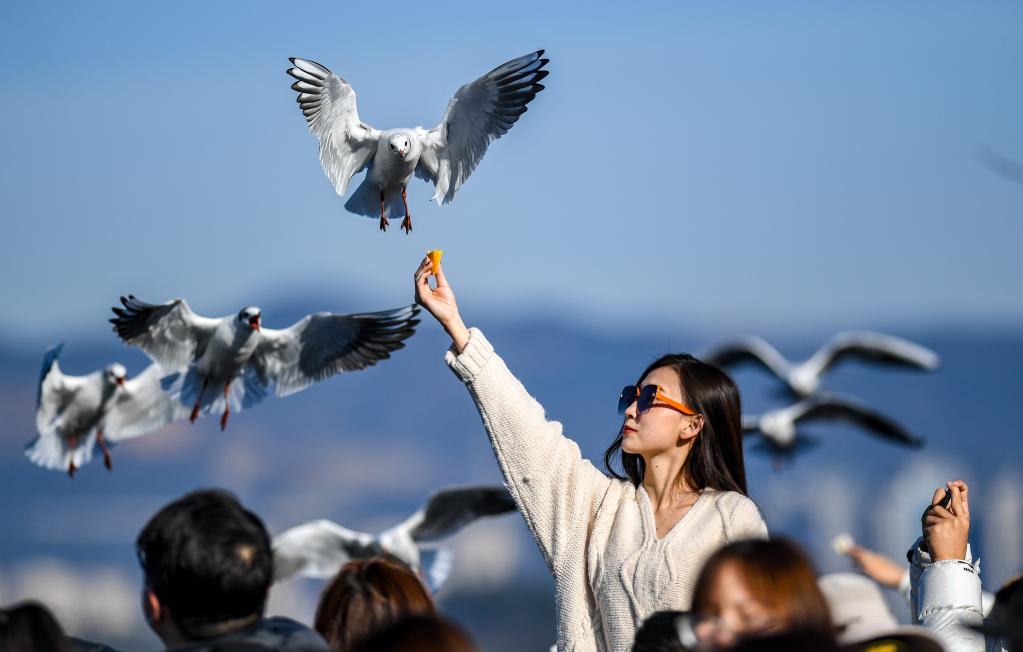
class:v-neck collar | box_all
[638,485,707,543]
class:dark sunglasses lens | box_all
[618,386,637,414]
[637,385,658,413]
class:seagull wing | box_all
[288,57,381,197]
[702,336,793,380]
[29,346,96,471]
[103,364,188,443]
[415,50,549,204]
[792,393,924,448]
[741,414,762,434]
[272,519,378,582]
[35,344,85,434]
[979,146,1023,186]
[247,305,419,399]
[804,331,941,379]
[425,547,455,594]
[405,485,517,543]
[110,296,219,370]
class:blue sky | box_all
[1,0,1021,344]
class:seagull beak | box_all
[249,316,261,332]
[398,149,406,157]
[116,377,125,386]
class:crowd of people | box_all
[2,260,1019,651]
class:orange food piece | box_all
[427,250,443,275]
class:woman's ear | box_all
[681,414,705,440]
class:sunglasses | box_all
[618,385,697,416]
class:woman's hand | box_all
[415,256,470,352]
[921,479,970,561]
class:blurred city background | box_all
[1,1,1021,650]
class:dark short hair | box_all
[315,557,434,652]
[729,628,840,652]
[605,354,748,495]
[0,601,71,652]
[136,488,273,639]
[632,610,689,652]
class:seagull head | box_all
[388,134,412,160]
[238,307,262,332]
[104,363,127,387]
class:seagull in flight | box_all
[287,50,549,233]
[742,392,924,463]
[28,345,186,477]
[272,485,517,592]
[110,296,419,430]
[703,331,940,397]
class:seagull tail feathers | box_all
[24,429,96,472]
[344,178,408,220]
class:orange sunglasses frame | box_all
[621,384,698,416]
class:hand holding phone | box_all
[921,481,970,561]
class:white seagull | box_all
[742,393,924,460]
[28,345,186,477]
[110,296,419,430]
[287,50,549,233]
[272,485,517,591]
[703,331,940,397]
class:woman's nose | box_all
[624,400,638,419]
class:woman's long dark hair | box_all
[603,353,748,495]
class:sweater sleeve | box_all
[445,328,615,575]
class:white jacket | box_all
[908,537,1007,652]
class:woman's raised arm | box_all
[413,256,614,575]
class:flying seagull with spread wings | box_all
[110,296,419,430]
[703,331,940,397]
[742,392,924,462]
[28,345,186,477]
[272,485,517,592]
[287,50,549,233]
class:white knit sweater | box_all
[445,328,768,652]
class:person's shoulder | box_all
[172,617,329,652]
[703,490,765,528]
[701,488,754,508]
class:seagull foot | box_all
[220,410,230,431]
[103,451,112,471]
[401,216,412,234]
[379,216,389,232]
[67,462,77,479]
[190,404,201,423]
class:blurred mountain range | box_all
[1,295,1021,650]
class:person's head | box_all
[632,610,690,652]
[691,539,832,650]
[314,557,435,652]
[0,601,71,652]
[606,354,747,495]
[818,573,943,652]
[136,488,273,646]
[349,615,477,652]
[977,574,1023,652]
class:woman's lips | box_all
[622,426,637,435]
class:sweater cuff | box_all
[919,559,982,614]
[444,327,494,382]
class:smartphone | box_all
[938,488,952,509]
